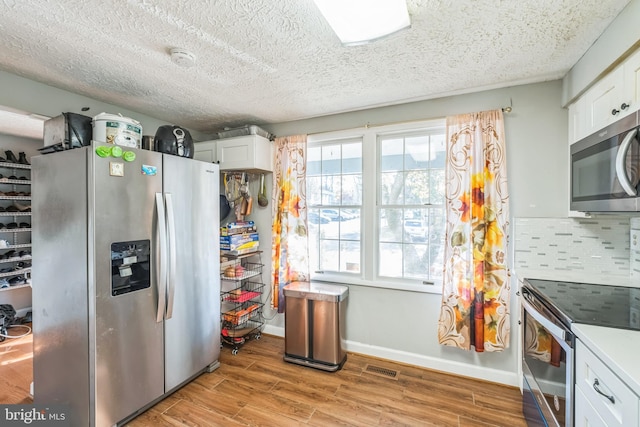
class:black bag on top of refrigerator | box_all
[153,125,194,158]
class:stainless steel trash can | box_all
[283,281,349,371]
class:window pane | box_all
[340,241,360,273]
[307,176,322,205]
[403,209,427,242]
[429,208,446,278]
[308,138,363,276]
[342,143,362,173]
[430,169,445,205]
[307,146,321,176]
[379,208,402,242]
[380,138,404,172]
[404,170,429,204]
[404,243,428,279]
[320,240,339,271]
[321,175,341,205]
[339,213,360,240]
[379,242,403,277]
[380,171,404,205]
[405,136,429,170]
[342,174,362,205]
[430,134,446,169]
[322,145,341,174]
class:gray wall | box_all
[0,70,208,142]
[256,80,568,384]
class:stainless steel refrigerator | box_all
[31,144,220,426]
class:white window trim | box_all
[307,118,445,294]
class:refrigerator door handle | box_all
[155,192,168,323]
[165,192,177,319]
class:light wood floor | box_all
[1,330,527,426]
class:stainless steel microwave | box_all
[570,111,640,212]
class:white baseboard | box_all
[262,325,518,387]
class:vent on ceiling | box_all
[364,364,398,380]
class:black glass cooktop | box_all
[524,278,640,331]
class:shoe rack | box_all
[0,150,31,291]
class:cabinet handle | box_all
[612,108,620,116]
[593,378,615,404]
[621,102,629,110]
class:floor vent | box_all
[364,364,399,380]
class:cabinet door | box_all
[575,386,608,427]
[623,48,640,116]
[217,135,273,172]
[575,340,639,427]
[569,96,587,144]
[584,67,625,136]
[193,140,217,163]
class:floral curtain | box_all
[437,110,510,352]
[271,135,310,313]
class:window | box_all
[307,119,446,293]
[307,139,363,274]
[378,131,446,284]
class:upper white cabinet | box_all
[568,95,587,145]
[194,135,273,172]
[624,48,640,118]
[570,48,640,144]
[216,135,273,172]
[583,66,626,137]
[193,140,217,163]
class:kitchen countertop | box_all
[572,323,640,395]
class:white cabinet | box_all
[582,67,627,138]
[570,48,640,144]
[623,48,640,118]
[575,386,608,427]
[193,140,217,163]
[575,339,639,427]
[216,135,272,172]
[568,95,587,144]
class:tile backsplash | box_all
[514,217,630,276]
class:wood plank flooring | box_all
[0,329,527,426]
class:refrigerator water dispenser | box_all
[111,240,151,296]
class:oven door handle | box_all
[615,128,639,196]
[522,298,566,342]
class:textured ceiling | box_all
[0,0,632,135]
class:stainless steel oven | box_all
[521,285,574,427]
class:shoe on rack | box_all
[17,152,29,165]
[9,276,25,286]
[18,222,29,229]
[4,151,18,164]
[3,250,16,259]
[13,202,30,212]
[0,279,8,288]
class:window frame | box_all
[307,118,446,294]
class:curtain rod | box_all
[308,101,513,136]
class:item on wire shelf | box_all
[220,233,259,253]
[220,221,256,236]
